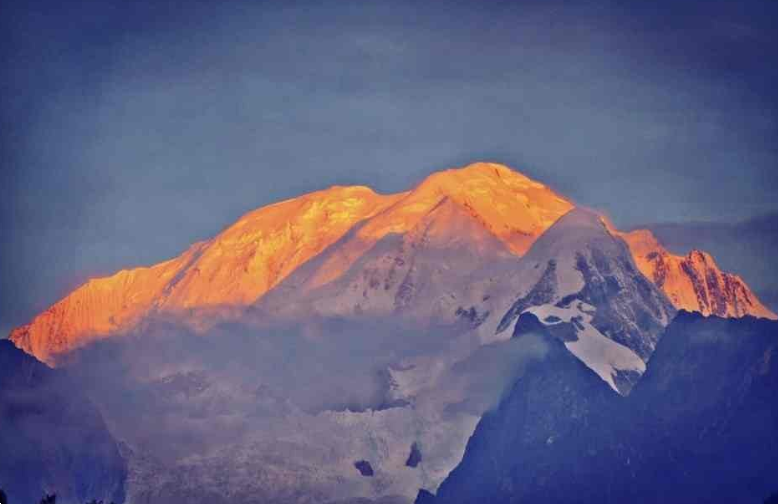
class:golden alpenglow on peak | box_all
[413,162,575,254]
[294,162,574,289]
[8,162,775,365]
[157,185,402,309]
[9,185,401,364]
[353,162,574,251]
[620,229,777,320]
[8,242,208,364]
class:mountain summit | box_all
[9,162,774,364]
[621,229,775,319]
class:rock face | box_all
[432,312,778,504]
[0,340,127,504]
[622,229,776,319]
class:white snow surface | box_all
[525,302,646,393]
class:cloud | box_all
[62,309,548,488]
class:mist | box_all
[60,309,548,500]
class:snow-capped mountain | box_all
[9,163,771,366]
[77,206,677,503]
[8,185,402,363]
[9,163,575,364]
[6,162,776,503]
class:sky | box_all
[2,0,777,336]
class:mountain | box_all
[638,213,778,314]
[9,205,669,504]
[9,163,575,364]
[5,161,775,502]
[92,207,676,504]
[462,208,676,394]
[9,163,772,366]
[621,229,776,319]
[8,185,402,364]
[430,312,778,504]
[0,340,127,504]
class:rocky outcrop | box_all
[353,460,374,477]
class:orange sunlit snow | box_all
[9,162,774,365]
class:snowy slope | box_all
[447,208,675,394]
[524,303,645,393]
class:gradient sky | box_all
[2,0,777,336]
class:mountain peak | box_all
[540,207,605,231]
[522,208,611,261]
[621,230,777,320]
[441,161,534,180]
[499,206,675,377]
[415,162,548,196]
[403,162,574,255]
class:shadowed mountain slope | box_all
[0,340,126,504]
[430,312,778,504]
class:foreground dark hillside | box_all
[0,341,126,504]
[430,312,778,504]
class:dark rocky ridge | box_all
[428,312,778,504]
[0,340,127,504]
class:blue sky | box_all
[2,0,777,334]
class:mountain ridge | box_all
[9,162,774,365]
[621,228,775,319]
